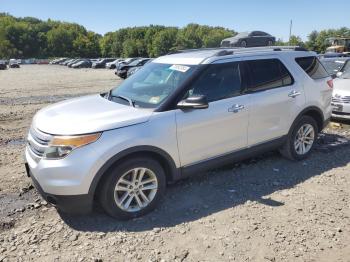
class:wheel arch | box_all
[292,106,325,133]
[89,146,180,198]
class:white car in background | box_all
[332,60,350,120]
[106,59,126,69]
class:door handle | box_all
[228,104,245,113]
[288,90,301,98]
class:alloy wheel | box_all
[294,123,315,155]
[114,167,158,212]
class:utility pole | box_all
[289,20,293,44]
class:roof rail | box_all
[166,46,309,56]
[231,46,308,53]
[166,47,228,55]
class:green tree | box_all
[73,31,101,58]
[99,32,115,57]
[151,28,178,56]
[289,35,304,46]
[305,30,318,51]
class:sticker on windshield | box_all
[149,96,160,104]
[169,64,190,73]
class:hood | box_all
[333,78,350,95]
[33,94,153,135]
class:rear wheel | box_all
[280,116,318,160]
[99,157,166,220]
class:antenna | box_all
[289,20,293,44]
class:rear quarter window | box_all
[295,56,329,79]
[244,58,293,92]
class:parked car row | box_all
[0,59,20,69]
[115,58,152,79]
[49,57,153,79]
[0,60,7,70]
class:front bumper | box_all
[331,102,350,120]
[25,163,93,214]
[25,131,105,195]
[332,112,350,120]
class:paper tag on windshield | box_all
[149,96,160,104]
[169,65,190,73]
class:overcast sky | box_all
[1,0,349,41]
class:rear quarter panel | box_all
[292,57,332,122]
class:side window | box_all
[245,59,293,92]
[189,62,242,102]
[295,56,329,79]
[254,31,265,36]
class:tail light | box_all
[327,79,333,89]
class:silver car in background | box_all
[331,60,350,120]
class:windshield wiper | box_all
[108,91,135,107]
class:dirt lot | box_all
[0,65,350,262]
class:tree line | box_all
[277,27,350,53]
[1,13,350,59]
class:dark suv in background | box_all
[0,60,7,70]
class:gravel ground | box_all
[0,65,350,262]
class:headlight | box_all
[43,133,101,159]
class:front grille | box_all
[332,96,350,104]
[27,127,52,158]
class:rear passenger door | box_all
[242,56,305,146]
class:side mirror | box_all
[177,95,209,110]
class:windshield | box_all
[236,32,250,38]
[333,39,346,46]
[321,60,346,74]
[128,59,142,66]
[110,62,197,108]
[340,61,350,79]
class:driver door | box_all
[175,60,249,167]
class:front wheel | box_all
[99,157,166,220]
[240,40,247,47]
[280,116,318,160]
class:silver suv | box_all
[25,46,332,219]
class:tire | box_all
[280,115,318,161]
[99,157,166,220]
[240,40,247,47]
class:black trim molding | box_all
[181,136,287,178]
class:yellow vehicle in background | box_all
[326,37,350,53]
